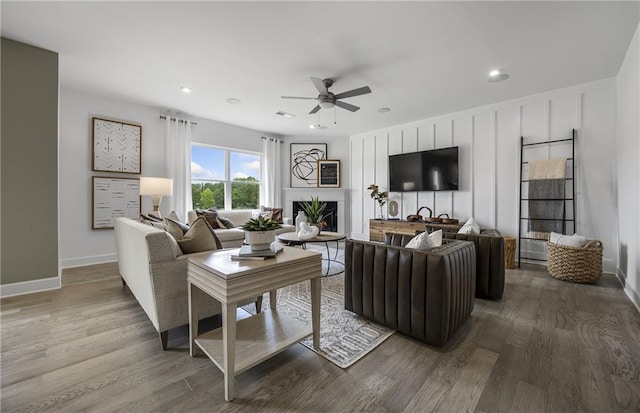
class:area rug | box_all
[242,249,395,368]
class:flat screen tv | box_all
[389,146,459,192]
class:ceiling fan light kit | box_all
[282,76,372,115]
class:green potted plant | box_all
[367,184,389,219]
[300,196,327,233]
[241,216,282,251]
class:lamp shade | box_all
[140,177,173,196]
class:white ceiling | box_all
[2,1,638,138]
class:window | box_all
[191,144,261,210]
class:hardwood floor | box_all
[2,263,639,412]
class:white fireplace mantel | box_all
[283,188,350,234]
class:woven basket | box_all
[547,240,603,283]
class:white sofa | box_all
[187,209,296,248]
[114,217,262,350]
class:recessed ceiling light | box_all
[276,111,295,118]
[180,86,192,93]
[488,73,510,83]
[489,69,501,77]
[377,107,391,113]
[309,124,327,130]
[226,98,242,104]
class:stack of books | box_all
[230,244,284,261]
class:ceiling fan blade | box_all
[281,96,317,100]
[310,77,328,95]
[309,105,321,114]
[334,86,372,100]
[335,101,360,112]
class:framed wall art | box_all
[317,159,340,188]
[290,143,327,188]
[92,176,141,229]
[92,117,142,174]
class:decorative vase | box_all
[295,211,308,231]
[310,222,323,235]
[244,230,276,251]
[378,204,386,220]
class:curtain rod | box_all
[159,115,198,125]
[262,136,282,142]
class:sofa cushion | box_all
[217,216,236,229]
[261,206,283,223]
[165,218,188,240]
[213,228,246,242]
[458,217,480,235]
[196,209,222,229]
[405,229,443,250]
[176,217,223,254]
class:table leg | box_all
[310,276,321,349]
[222,302,237,402]
[188,282,200,357]
[323,241,331,276]
[269,290,277,310]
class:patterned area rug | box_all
[243,245,395,368]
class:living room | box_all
[2,1,639,411]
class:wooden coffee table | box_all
[187,246,322,401]
[277,231,346,276]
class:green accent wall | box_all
[1,38,59,285]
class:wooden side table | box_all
[504,236,516,269]
[187,247,322,401]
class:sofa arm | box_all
[345,239,476,346]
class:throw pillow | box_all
[405,230,443,250]
[458,217,480,235]
[195,209,221,229]
[176,217,223,254]
[261,206,283,224]
[165,218,189,241]
[217,216,236,229]
[550,232,589,247]
[166,210,183,223]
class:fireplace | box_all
[283,188,349,234]
[293,201,338,232]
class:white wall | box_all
[616,22,640,310]
[350,78,619,274]
[60,88,277,268]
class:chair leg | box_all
[121,277,127,287]
[255,295,263,313]
[159,330,168,350]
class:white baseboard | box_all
[60,253,117,269]
[617,268,640,314]
[0,277,61,298]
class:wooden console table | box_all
[187,247,322,401]
[369,219,462,242]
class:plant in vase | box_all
[241,216,282,251]
[300,196,327,234]
[367,184,389,220]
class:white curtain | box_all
[262,137,282,207]
[165,118,193,221]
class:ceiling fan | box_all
[282,77,372,114]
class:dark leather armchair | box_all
[387,230,505,300]
[345,238,476,346]
[443,229,505,300]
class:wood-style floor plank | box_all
[2,262,639,412]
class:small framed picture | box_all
[317,159,340,188]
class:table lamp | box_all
[140,177,173,217]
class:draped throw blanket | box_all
[528,158,566,239]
